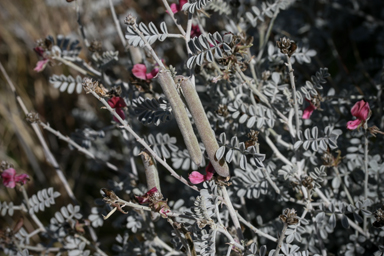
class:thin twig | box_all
[38,120,118,172]
[0,61,78,203]
[220,186,244,241]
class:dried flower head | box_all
[280,208,299,225]
[301,176,314,190]
[0,161,13,172]
[262,70,271,81]
[373,205,384,228]
[245,130,259,148]
[124,14,136,26]
[25,112,40,124]
[276,37,297,57]
[89,40,102,53]
[82,77,98,93]
[217,104,228,117]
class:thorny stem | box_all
[88,91,200,192]
[363,132,369,232]
[38,121,118,172]
[285,54,300,140]
[108,0,126,47]
[220,186,244,241]
[0,61,78,203]
[237,213,278,242]
[274,222,288,256]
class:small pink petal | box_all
[15,174,29,185]
[167,3,178,13]
[33,47,45,57]
[108,97,126,108]
[302,104,316,119]
[146,68,159,80]
[189,171,205,184]
[179,0,188,8]
[136,196,148,204]
[204,162,215,181]
[347,119,362,130]
[147,187,158,195]
[132,64,148,80]
[34,59,49,72]
[2,168,16,188]
[190,24,201,38]
[113,108,125,123]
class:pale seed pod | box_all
[157,69,203,166]
[180,78,230,177]
[141,152,160,221]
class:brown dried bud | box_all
[0,161,14,172]
[301,176,314,190]
[373,205,384,228]
[276,37,297,57]
[245,130,259,149]
[89,40,102,53]
[217,104,228,117]
[280,208,299,225]
[261,70,271,81]
[26,112,40,124]
[124,14,136,26]
[82,77,98,94]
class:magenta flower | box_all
[347,100,370,130]
[190,24,202,38]
[168,0,188,13]
[33,47,49,72]
[1,168,29,188]
[302,99,316,119]
[132,64,159,80]
[189,162,215,184]
[108,97,127,123]
[136,187,158,204]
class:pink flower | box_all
[168,0,188,13]
[132,64,159,80]
[302,99,316,119]
[1,168,29,188]
[190,24,201,38]
[34,59,49,72]
[108,97,127,123]
[189,162,215,184]
[33,47,49,72]
[347,100,370,130]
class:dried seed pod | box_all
[180,78,229,177]
[157,69,202,166]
